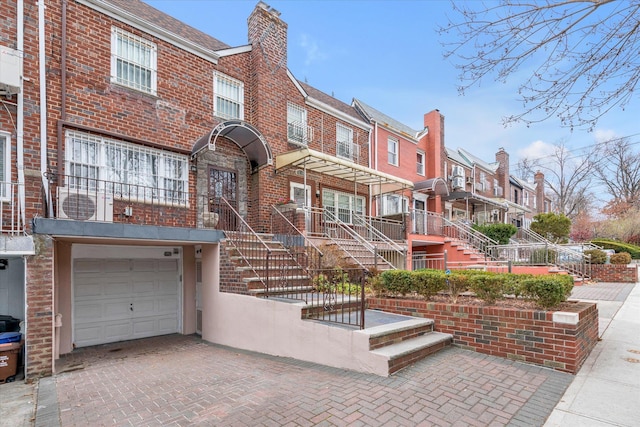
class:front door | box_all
[413,199,426,234]
[209,167,237,230]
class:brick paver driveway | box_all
[55,334,571,426]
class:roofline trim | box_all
[216,45,252,57]
[77,0,221,64]
[305,96,372,131]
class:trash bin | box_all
[0,332,22,383]
[0,315,20,332]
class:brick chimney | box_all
[535,171,545,213]
[422,110,445,214]
[495,148,509,197]
[248,2,287,73]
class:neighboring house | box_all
[443,147,508,224]
[2,0,413,378]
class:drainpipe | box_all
[38,0,51,215]
[17,0,25,228]
[57,0,68,193]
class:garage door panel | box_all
[74,256,179,348]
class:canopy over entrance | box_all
[443,191,509,210]
[275,148,413,193]
[192,120,273,170]
[414,177,449,196]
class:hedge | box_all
[610,252,632,265]
[590,239,640,259]
[373,269,573,309]
[584,249,607,264]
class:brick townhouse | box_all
[1,0,418,378]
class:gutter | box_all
[38,0,51,215]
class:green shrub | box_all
[472,223,518,245]
[313,269,361,295]
[380,270,413,297]
[584,249,607,264]
[468,273,505,304]
[502,273,529,298]
[610,252,632,265]
[590,239,640,259]
[412,269,446,300]
[521,275,572,309]
[367,273,386,297]
[447,271,470,303]
[530,248,558,264]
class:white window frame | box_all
[524,191,529,206]
[388,137,398,166]
[290,182,311,208]
[322,189,365,224]
[336,123,355,160]
[0,131,11,200]
[416,150,425,176]
[213,72,244,120]
[380,194,409,216]
[287,102,309,146]
[65,130,189,205]
[111,27,157,95]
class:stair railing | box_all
[442,218,499,259]
[352,213,406,269]
[269,206,325,301]
[216,197,271,291]
[320,208,395,271]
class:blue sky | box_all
[146,0,639,177]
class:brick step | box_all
[368,319,435,350]
[363,318,452,374]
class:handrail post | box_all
[444,249,448,271]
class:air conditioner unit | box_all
[57,187,114,222]
[452,165,463,177]
[466,176,473,184]
[452,176,464,190]
[0,46,22,96]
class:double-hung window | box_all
[416,150,425,175]
[214,72,244,120]
[380,194,409,216]
[0,131,11,199]
[111,27,157,95]
[287,102,309,145]
[322,189,365,224]
[65,131,188,205]
[388,137,398,166]
[336,124,355,160]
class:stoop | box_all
[358,317,452,375]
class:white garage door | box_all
[74,258,179,348]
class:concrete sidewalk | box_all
[545,281,640,426]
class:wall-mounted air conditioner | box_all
[452,165,464,178]
[452,176,464,190]
[57,187,114,222]
[0,46,22,96]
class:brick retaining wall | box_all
[590,264,638,283]
[367,298,599,374]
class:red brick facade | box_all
[591,264,638,283]
[367,297,599,374]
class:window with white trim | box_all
[416,150,425,175]
[0,131,11,199]
[214,72,244,120]
[322,189,365,224]
[111,27,157,94]
[65,131,188,205]
[336,123,355,160]
[388,137,398,166]
[380,194,409,216]
[287,102,309,145]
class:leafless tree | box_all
[593,137,640,208]
[519,140,594,218]
[439,1,640,130]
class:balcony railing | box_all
[0,181,26,234]
[336,139,360,161]
[287,121,313,146]
[410,209,444,236]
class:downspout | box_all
[17,0,25,229]
[38,0,51,215]
[56,0,68,197]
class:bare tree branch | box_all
[439,0,640,130]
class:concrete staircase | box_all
[366,318,452,374]
[223,231,313,297]
[443,236,487,265]
[325,237,396,271]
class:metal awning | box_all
[191,120,273,169]
[275,148,413,193]
[442,191,509,210]
[414,177,450,196]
